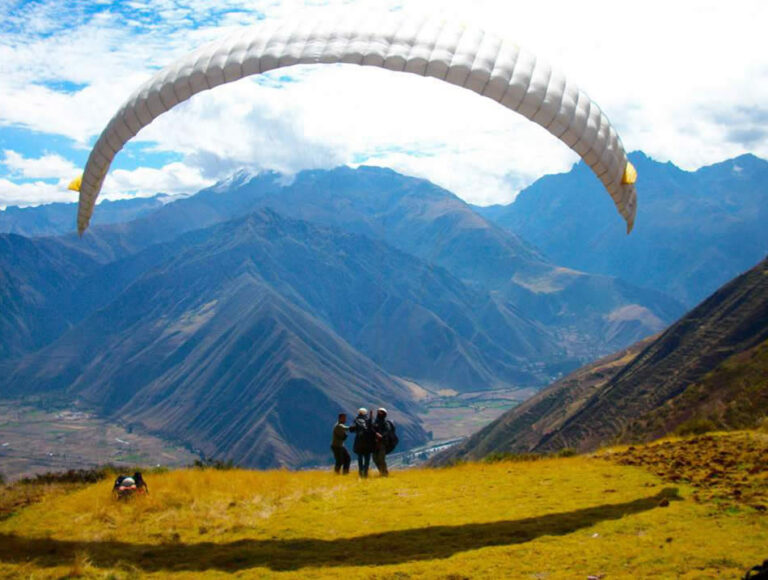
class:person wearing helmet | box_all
[372,407,393,477]
[349,407,374,478]
[330,413,351,475]
[112,471,148,500]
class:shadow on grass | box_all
[0,488,680,572]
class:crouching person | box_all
[331,413,351,475]
[113,472,149,500]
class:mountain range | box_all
[1,154,765,468]
[475,152,768,307]
[434,255,768,464]
[0,195,174,238]
[2,212,440,466]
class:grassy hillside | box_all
[1,432,766,578]
[622,338,768,440]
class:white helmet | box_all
[378,407,388,415]
[357,407,367,415]
[121,477,135,487]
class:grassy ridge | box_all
[624,339,768,440]
[0,434,766,578]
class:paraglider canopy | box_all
[72,12,637,235]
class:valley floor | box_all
[417,387,537,441]
[0,387,536,479]
[0,401,197,480]
[0,432,765,579]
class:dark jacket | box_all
[349,415,374,454]
[372,415,393,449]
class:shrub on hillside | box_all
[483,447,578,463]
[675,418,719,437]
[192,457,237,470]
[19,468,108,485]
[483,452,544,463]
[556,448,577,457]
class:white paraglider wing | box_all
[74,13,637,235]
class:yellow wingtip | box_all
[68,175,82,192]
[621,162,637,185]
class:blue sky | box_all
[1,0,766,208]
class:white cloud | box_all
[0,151,211,206]
[0,150,80,207]
[2,150,78,180]
[103,162,214,199]
[131,65,575,204]
[0,177,77,207]
[1,0,767,207]
[139,76,349,179]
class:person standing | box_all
[331,413,351,475]
[349,407,374,478]
[372,407,393,477]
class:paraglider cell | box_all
[534,71,566,127]
[518,62,552,119]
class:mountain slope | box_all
[498,266,682,359]
[3,167,684,361]
[133,166,683,355]
[0,234,99,359]
[476,153,768,306]
[430,337,657,462]
[2,210,561,392]
[435,256,768,462]
[160,210,560,389]
[3,215,436,467]
[620,337,768,440]
[3,166,676,389]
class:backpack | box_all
[353,416,375,454]
[384,420,399,454]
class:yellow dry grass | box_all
[0,439,766,579]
